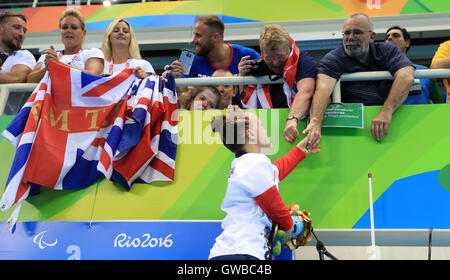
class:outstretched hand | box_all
[302,120,322,150]
[296,135,320,154]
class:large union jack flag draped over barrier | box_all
[0,62,178,228]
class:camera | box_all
[248,58,270,76]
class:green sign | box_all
[321,103,364,128]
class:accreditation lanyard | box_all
[58,49,82,66]
[109,58,131,75]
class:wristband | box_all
[286,115,299,122]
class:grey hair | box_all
[347,12,374,31]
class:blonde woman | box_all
[27,8,104,82]
[101,18,154,78]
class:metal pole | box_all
[332,79,341,104]
[174,75,284,87]
[368,173,377,260]
[0,86,10,115]
[341,69,450,82]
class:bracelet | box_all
[286,115,299,122]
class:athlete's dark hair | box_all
[211,108,250,153]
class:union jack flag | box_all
[0,62,178,228]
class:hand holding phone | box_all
[179,49,195,75]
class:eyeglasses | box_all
[342,29,372,36]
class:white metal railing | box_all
[0,76,285,115]
[333,68,450,103]
[1,69,449,115]
[0,83,38,115]
[174,75,284,87]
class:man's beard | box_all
[343,41,368,58]
[3,37,21,52]
[195,42,213,57]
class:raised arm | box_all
[273,135,320,181]
[256,136,319,231]
[273,146,305,181]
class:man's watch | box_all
[287,115,300,122]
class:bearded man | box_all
[170,15,259,78]
[303,13,415,145]
[0,11,36,115]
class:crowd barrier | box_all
[333,68,450,103]
[0,68,449,115]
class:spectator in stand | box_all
[101,19,155,78]
[304,13,415,147]
[238,24,316,144]
[385,26,446,104]
[430,40,450,103]
[0,11,36,115]
[170,15,260,78]
[27,8,104,83]
[212,69,240,109]
[178,86,221,110]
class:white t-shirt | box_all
[103,58,155,76]
[2,50,36,115]
[37,48,104,70]
[209,153,280,260]
[2,50,36,72]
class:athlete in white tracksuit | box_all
[209,107,320,260]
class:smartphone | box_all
[179,49,195,75]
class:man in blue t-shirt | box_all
[170,15,260,78]
[304,13,415,148]
[385,26,447,104]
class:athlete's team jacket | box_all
[209,146,306,260]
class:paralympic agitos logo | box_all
[33,231,58,249]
